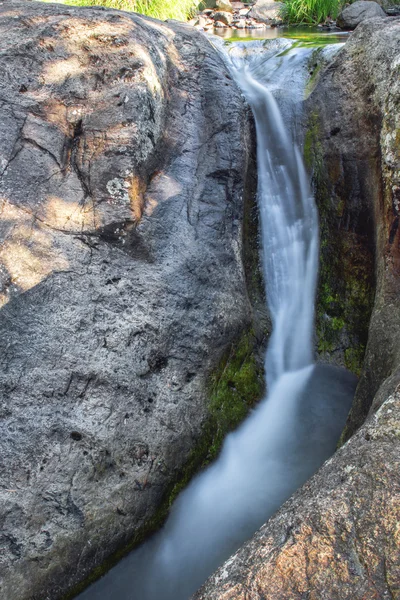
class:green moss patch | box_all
[305,110,374,376]
[207,331,265,457]
[168,330,265,502]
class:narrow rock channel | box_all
[76,38,357,600]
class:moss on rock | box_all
[304,110,374,375]
[168,329,265,503]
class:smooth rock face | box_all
[337,0,386,29]
[0,1,254,598]
[194,18,400,600]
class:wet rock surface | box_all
[305,17,400,435]
[0,1,256,598]
[193,17,400,600]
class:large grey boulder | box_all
[0,1,259,599]
[194,16,400,600]
[249,0,283,22]
[337,0,386,29]
[213,10,234,24]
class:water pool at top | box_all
[213,25,350,45]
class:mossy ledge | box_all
[63,329,265,600]
[304,110,374,376]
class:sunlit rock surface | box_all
[194,18,400,600]
[0,1,256,598]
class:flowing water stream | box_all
[77,38,356,600]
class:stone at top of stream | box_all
[249,0,283,22]
[336,0,387,29]
[193,0,283,31]
[215,0,234,12]
[213,10,234,24]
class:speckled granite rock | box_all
[0,1,257,598]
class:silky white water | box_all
[230,43,319,386]
[78,39,355,600]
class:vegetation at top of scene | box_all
[40,0,400,27]
[279,0,343,24]
[40,0,198,21]
[280,0,400,25]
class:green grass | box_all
[40,0,198,21]
[279,0,343,24]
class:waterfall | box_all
[77,39,355,600]
[233,54,319,386]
